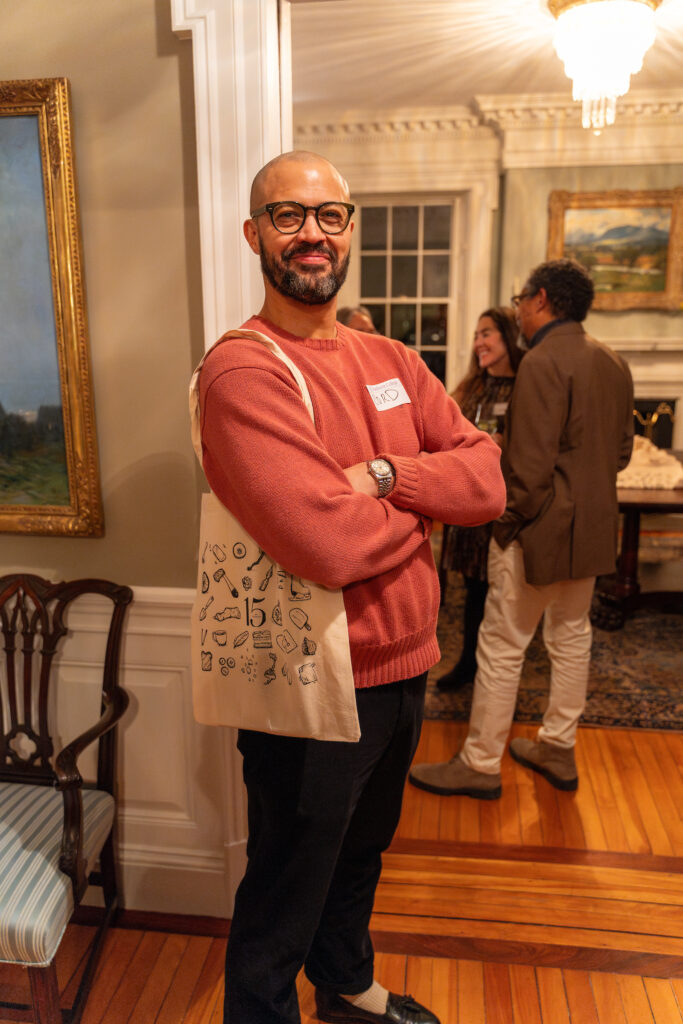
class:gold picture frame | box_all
[547,189,683,312]
[0,78,103,535]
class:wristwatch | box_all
[367,458,395,498]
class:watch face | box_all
[370,458,392,475]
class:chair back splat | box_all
[0,573,132,1024]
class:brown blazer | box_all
[493,321,633,585]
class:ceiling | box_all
[290,0,683,118]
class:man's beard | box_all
[259,238,350,305]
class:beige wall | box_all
[0,0,204,587]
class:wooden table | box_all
[593,483,683,628]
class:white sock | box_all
[341,980,389,1015]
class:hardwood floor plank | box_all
[590,971,628,1023]
[80,929,144,1024]
[509,963,542,1024]
[643,977,683,1024]
[181,938,227,1024]
[375,951,409,994]
[634,733,683,857]
[482,962,513,1024]
[56,924,95,1005]
[458,791,481,844]
[579,729,631,853]
[536,967,570,1024]
[607,732,674,857]
[558,789,588,851]
[499,757,523,847]
[596,732,651,854]
[156,935,213,1024]
[406,955,438,1019]
[511,751,544,847]
[97,931,166,1024]
[428,957,458,1024]
[479,798,502,846]
[616,974,655,1024]
[128,933,190,1023]
[457,960,486,1024]
[374,883,682,939]
[562,969,600,1024]
[572,737,609,851]
[388,835,683,874]
[380,850,683,901]
[533,773,565,849]
[371,912,683,963]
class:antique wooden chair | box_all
[0,574,132,1024]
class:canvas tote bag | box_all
[189,329,360,742]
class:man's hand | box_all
[343,461,378,497]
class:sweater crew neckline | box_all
[250,315,345,352]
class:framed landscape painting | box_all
[547,189,683,311]
[0,78,103,535]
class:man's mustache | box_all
[283,242,335,263]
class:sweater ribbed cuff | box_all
[379,453,419,509]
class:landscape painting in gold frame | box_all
[0,78,103,535]
[547,189,683,312]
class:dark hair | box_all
[337,305,374,327]
[525,258,594,322]
[454,306,522,405]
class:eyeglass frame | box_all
[510,289,535,308]
[250,200,355,235]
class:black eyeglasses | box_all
[511,290,533,308]
[250,201,355,235]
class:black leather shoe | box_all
[315,988,441,1024]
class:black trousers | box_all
[224,672,428,1024]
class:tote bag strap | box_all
[189,329,315,465]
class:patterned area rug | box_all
[425,572,682,731]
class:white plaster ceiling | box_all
[291,0,683,116]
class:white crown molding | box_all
[295,105,485,144]
[295,89,683,169]
[475,89,683,129]
[476,89,683,168]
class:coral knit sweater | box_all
[199,316,505,688]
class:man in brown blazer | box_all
[410,259,634,798]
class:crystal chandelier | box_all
[548,0,662,130]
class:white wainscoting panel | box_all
[60,586,246,917]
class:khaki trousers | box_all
[461,539,595,774]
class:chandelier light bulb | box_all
[549,0,662,130]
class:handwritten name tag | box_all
[366,378,412,412]
[493,401,509,417]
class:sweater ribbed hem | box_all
[351,624,440,688]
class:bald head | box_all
[249,150,350,212]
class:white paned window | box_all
[357,201,457,385]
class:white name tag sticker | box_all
[493,401,509,417]
[366,378,412,412]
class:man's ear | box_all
[243,218,260,255]
[536,287,550,312]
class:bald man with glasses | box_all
[196,150,505,1024]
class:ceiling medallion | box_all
[548,0,663,131]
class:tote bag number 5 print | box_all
[189,330,360,742]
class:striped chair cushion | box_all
[0,781,114,967]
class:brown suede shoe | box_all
[509,737,578,791]
[315,988,440,1024]
[408,754,501,799]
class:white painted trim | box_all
[171,0,286,346]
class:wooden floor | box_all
[1,720,682,1023]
